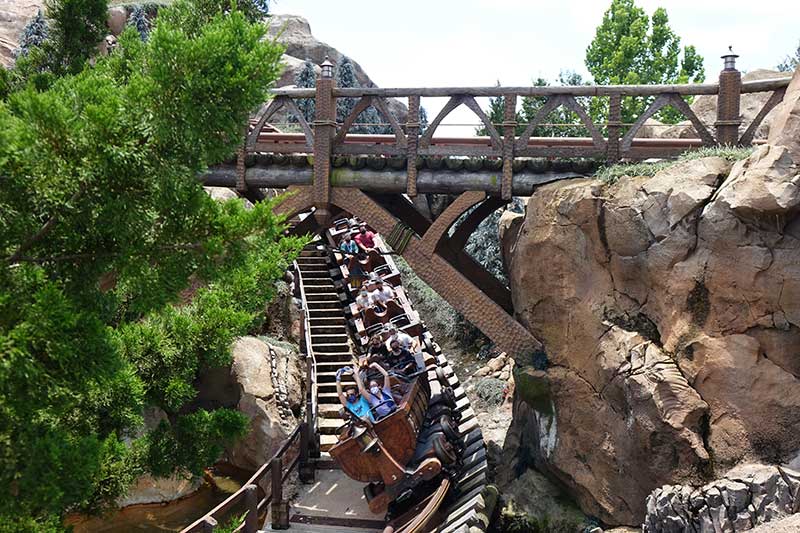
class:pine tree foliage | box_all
[14,9,49,58]
[419,105,429,135]
[127,5,150,42]
[43,0,110,75]
[585,0,704,124]
[336,56,358,124]
[294,59,316,122]
[0,1,298,529]
[777,40,800,72]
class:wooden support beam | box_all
[202,167,583,196]
[606,94,622,164]
[501,94,516,200]
[406,95,420,197]
[244,485,258,533]
[270,458,289,529]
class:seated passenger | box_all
[366,334,389,365]
[354,224,377,252]
[355,287,373,313]
[339,233,359,256]
[385,339,417,376]
[370,279,396,307]
[335,367,374,422]
[355,362,397,420]
[387,324,419,354]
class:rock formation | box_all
[643,464,800,532]
[224,336,304,471]
[264,14,408,123]
[501,74,800,525]
[0,0,42,67]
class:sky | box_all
[270,0,800,135]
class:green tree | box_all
[0,1,298,529]
[777,40,800,72]
[336,56,358,124]
[127,5,150,42]
[419,105,428,135]
[14,9,49,58]
[43,0,109,75]
[475,81,524,137]
[294,59,316,122]
[585,0,704,124]
[520,72,590,137]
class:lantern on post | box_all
[721,47,739,71]
[715,47,742,146]
[320,56,334,79]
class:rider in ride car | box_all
[369,279,395,307]
[387,324,419,354]
[335,367,374,422]
[339,232,359,256]
[355,286,373,313]
[354,224,376,252]
[385,339,417,376]
[354,362,397,420]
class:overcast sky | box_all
[271,0,800,134]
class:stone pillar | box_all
[312,58,336,225]
[716,52,742,146]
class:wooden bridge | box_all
[201,54,790,358]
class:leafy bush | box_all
[475,377,506,406]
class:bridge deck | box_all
[270,468,384,532]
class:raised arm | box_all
[335,368,349,407]
[352,365,369,398]
[369,362,389,380]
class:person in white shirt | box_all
[387,324,419,354]
[355,287,373,312]
[370,279,396,306]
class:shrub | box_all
[475,377,506,406]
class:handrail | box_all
[293,259,319,455]
[268,76,791,99]
[180,416,303,532]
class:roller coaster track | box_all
[184,228,495,533]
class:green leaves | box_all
[586,0,705,124]
[0,0,299,528]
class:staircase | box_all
[296,241,356,459]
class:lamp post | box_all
[716,48,742,146]
[320,56,334,79]
[312,56,336,222]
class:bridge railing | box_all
[294,259,320,467]
[180,424,303,533]
[238,55,789,199]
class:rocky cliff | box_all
[501,67,800,527]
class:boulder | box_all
[225,337,303,471]
[768,66,800,163]
[0,0,43,68]
[117,474,201,507]
[502,150,800,525]
[643,464,800,532]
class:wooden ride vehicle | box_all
[328,367,464,514]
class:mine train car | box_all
[325,218,466,516]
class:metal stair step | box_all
[311,342,350,351]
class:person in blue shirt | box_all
[336,367,374,422]
[354,362,397,420]
[339,233,359,256]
